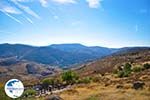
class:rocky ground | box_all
[57,69,150,100]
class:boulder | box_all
[132,81,145,90]
[116,84,123,89]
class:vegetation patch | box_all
[62,70,79,85]
[22,89,36,97]
[143,63,150,69]
[114,63,150,78]
[115,63,132,78]
[132,66,143,72]
[86,95,100,100]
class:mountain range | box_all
[0,43,149,67]
[0,43,115,67]
[0,43,150,84]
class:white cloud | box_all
[14,0,35,2]
[11,0,41,19]
[0,0,37,24]
[39,0,48,7]
[0,6,21,14]
[39,0,77,7]
[52,0,77,4]
[86,0,102,8]
[24,16,33,24]
[0,1,22,14]
[4,12,23,24]
[0,2,23,24]
[0,0,104,24]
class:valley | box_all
[0,0,149,99]
[0,43,150,100]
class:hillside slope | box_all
[0,57,62,85]
[75,47,150,76]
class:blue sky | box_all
[0,0,149,48]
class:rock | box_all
[116,84,123,89]
[139,75,149,80]
[26,64,37,74]
[45,95,63,100]
[132,81,145,90]
[123,84,132,89]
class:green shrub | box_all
[124,63,132,72]
[83,77,91,84]
[132,66,142,72]
[117,63,132,78]
[62,70,79,84]
[77,77,91,84]
[42,78,54,89]
[0,87,11,100]
[117,71,125,78]
[123,71,131,77]
[143,63,150,69]
[23,89,36,97]
[117,71,131,77]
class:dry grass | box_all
[59,68,150,100]
[58,83,150,100]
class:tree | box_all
[62,70,78,85]
[42,78,54,89]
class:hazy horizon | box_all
[0,0,150,48]
[1,42,150,49]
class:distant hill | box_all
[75,47,150,76]
[50,43,116,57]
[0,43,36,58]
[0,43,116,67]
[0,43,149,68]
[0,43,150,84]
[0,57,62,84]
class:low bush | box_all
[62,70,79,85]
[42,78,54,89]
[23,89,36,97]
[143,63,150,69]
[117,71,125,78]
[124,71,131,77]
[132,66,142,72]
[77,77,91,84]
[124,63,132,72]
[0,87,11,100]
[117,63,132,78]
